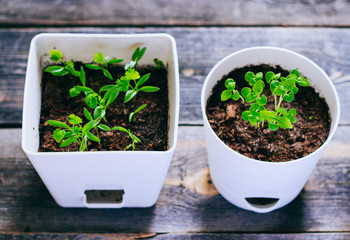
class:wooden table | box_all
[1,1,350,239]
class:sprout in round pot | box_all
[201,46,340,213]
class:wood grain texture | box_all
[0,126,349,233]
[0,27,350,125]
[1,233,350,240]
[1,0,350,27]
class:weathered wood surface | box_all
[1,27,350,125]
[1,0,350,27]
[0,126,349,233]
[1,233,350,240]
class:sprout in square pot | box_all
[201,46,340,213]
[22,33,179,208]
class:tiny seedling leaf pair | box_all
[221,68,309,131]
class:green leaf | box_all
[265,71,275,83]
[98,124,111,131]
[103,68,113,80]
[225,78,235,90]
[277,116,293,129]
[71,70,80,77]
[85,64,102,70]
[80,137,87,151]
[139,86,160,92]
[296,77,310,87]
[80,66,86,86]
[268,122,279,131]
[246,92,257,103]
[283,91,294,102]
[290,69,300,77]
[75,86,95,94]
[124,90,137,103]
[49,50,63,62]
[232,91,240,101]
[249,105,260,117]
[69,114,82,125]
[137,73,151,87]
[69,87,81,97]
[273,85,286,96]
[132,47,141,61]
[106,87,120,106]
[84,108,93,121]
[289,108,297,116]
[129,112,134,123]
[93,106,102,119]
[107,59,123,64]
[241,87,251,99]
[52,129,66,142]
[242,111,250,121]
[125,68,140,80]
[85,94,98,108]
[99,85,115,92]
[221,90,232,101]
[45,66,65,73]
[47,120,69,128]
[282,78,295,91]
[292,86,299,94]
[270,80,280,93]
[249,116,257,126]
[94,52,104,64]
[82,120,97,133]
[130,133,141,143]
[256,95,267,106]
[117,78,130,92]
[255,72,263,80]
[112,126,129,133]
[66,61,74,71]
[86,132,100,143]
[245,72,254,82]
[134,103,147,113]
[60,136,77,147]
[260,110,278,122]
[274,73,281,79]
[253,80,265,95]
[153,58,164,68]
[277,108,288,116]
[289,116,297,123]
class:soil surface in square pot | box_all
[206,64,331,162]
[39,64,168,152]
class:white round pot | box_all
[201,46,340,213]
[22,33,179,208]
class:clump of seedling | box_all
[45,47,164,151]
[221,69,309,131]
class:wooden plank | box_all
[1,0,350,27]
[0,233,349,240]
[0,126,349,233]
[0,27,350,125]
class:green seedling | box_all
[125,47,146,70]
[45,50,86,86]
[112,126,141,150]
[47,114,107,151]
[86,52,123,80]
[129,104,147,123]
[44,47,162,151]
[153,58,164,69]
[221,69,309,131]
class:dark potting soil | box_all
[206,64,331,162]
[39,63,168,152]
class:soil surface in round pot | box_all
[206,64,331,162]
[39,64,168,152]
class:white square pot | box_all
[22,33,179,208]
[201,47,340,213]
